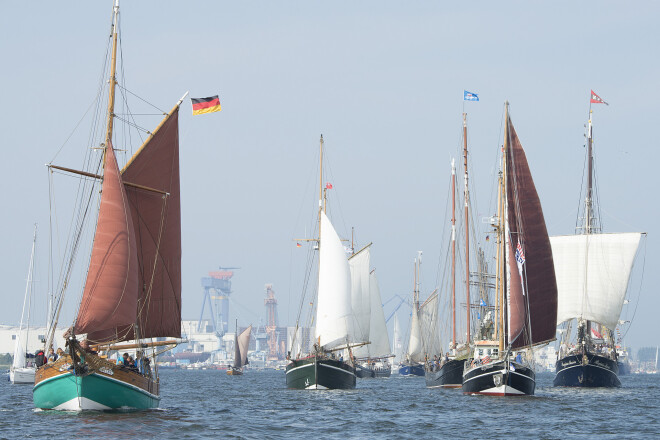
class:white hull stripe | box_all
[463,368,535,384]
[53,397,111,411]
[305,384,329,390]
[557,363,616,374]
[286,363,315,375]
[286,361,355,377]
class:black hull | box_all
[285,357,356,390]
[425,359,465,388]
[356,364,391,378]
[462,360,535,396]
[553,353,620,387]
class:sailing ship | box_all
[399,254,426,377]
[10,225,38,385]
[426,116,474,388]
[285,135,365,390]
[462,102,558,396]
[552,97,643,388]
[351,248,393,378]
[228,323,252,375]
[33,0,184,410]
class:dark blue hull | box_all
[553,353,620,387]
[285,357,356,390]
[425,359,465,388]
[398,363,424,377]
[356,364,391,378]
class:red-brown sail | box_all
[75,142,139,341]
[505,117,557,349]
[121,106,181,339]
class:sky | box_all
[1,1,658,352]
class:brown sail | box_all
[121,106,182,339]
[75,142,139,341]
[236,325,252,368]
[505,117,557,349]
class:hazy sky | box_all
[2,1,658,351]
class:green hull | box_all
[33,371,160,410]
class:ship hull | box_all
[425,359,465,388]
[553,353,620,387]
[286,357,356,390]
[9,367,36,384]
[462,360,535,396]
[227,367,243,376]
[33,356,160,411]
[398,363,425,377]
[355,363,391,378]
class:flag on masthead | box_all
[590,90,609,105]
[191,95,221,115]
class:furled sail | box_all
[419,292,440,357]
[348,245,371,354]
[75,142,139,341]
[505,117,558,349]
[315,211,353,349]
[551,233,642,330]
[121,107,181,339]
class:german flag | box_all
[191,95,221,115]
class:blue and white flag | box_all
[480,298,487,307]
[515,240,526,295]
[464,90,479,101]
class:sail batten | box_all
[551,233,641,329]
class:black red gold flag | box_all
[191,96,221,115]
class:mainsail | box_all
[122,107,182,340]
[407,308,423,363]
[349,246,372,356]
[367,272,391,358]
[505,117,558,349]
[551,233,641,330]
[234,325,252,369]
[315,211,353,349]
[419,292,440,358]
[75,142,139,341]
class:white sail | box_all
[237,325,252,368]
[348,246,371,348]
[407,308,423,363]
[315,211,354,349]
[354,270,391,358]
[13,226,37,371]
[419,292,440,357]
[551,233,642,330]
[393,314,403,365]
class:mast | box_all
[501,102,509,350]
[105,0,120,149]
[451,159,456,349]
[463,113,471,344]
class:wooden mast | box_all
[497,132,505,353]
[501,102,510,350]
[584,109,594,340]
[451,159,456,349]
[317,134,323,348]
[463,113,471,344]
[105,0,120,151]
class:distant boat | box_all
[33,0,185,410]
[399,255,425,377]
[553,100,644,388]
[228,323,252,376]
[285,135,364,390]
[352,262,393,379]
[462,102,558,396]
[9,225,38,385]
[426,117,475,388]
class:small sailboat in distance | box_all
[10,225,38,385]
[228,322,252,375]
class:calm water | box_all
[1,369,659,439]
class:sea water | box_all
[1,369,658,439]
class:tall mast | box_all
[463,113,471,344]
[318,134,324,234]
[501,102,510,349]
[105,0,120,150]
[451,159,456,349]
[496,145,504,352]
[585,110,594,235]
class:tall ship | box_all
[552,92,644,388]
[426,114,474,388]
[398,255,426,377]
[462,102,558,396]
[350,247,393,378]
[33,0,185,410]
[285,135,367,390]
